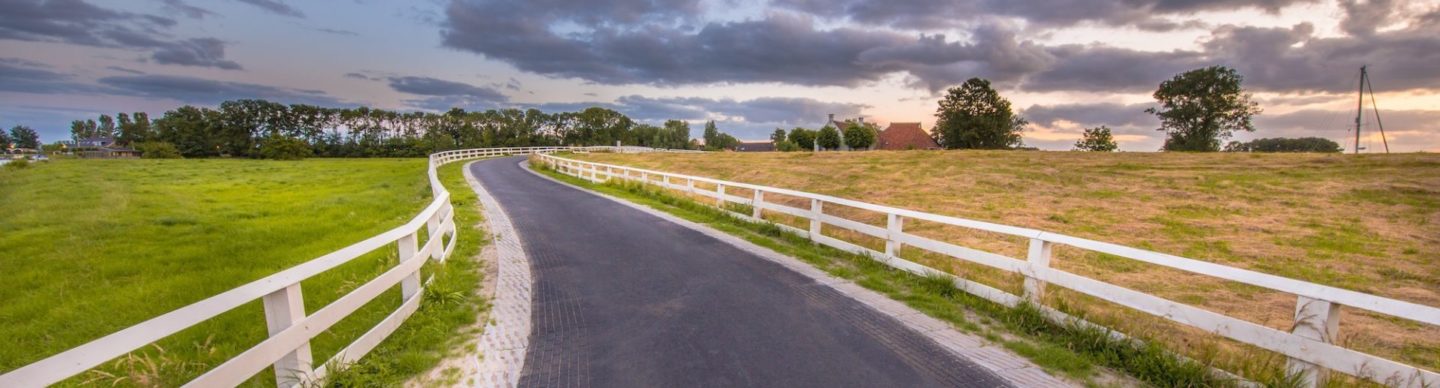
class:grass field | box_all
[573,150,1440,378]
[0,158,486,386]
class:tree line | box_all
[57,100,718,159]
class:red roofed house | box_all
[877,122,941,150]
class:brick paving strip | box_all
[455,156,1073,387]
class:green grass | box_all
[529,159,1292,387]
[0,159,487,386]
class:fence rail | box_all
[0,146,673,387]
[538,153,1439,388]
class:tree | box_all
[257,134,312,160]
[1147,66,1262,152]
[842,122,877,150]
[770,128,787,144]
[97,114,116,138]
[662,120,691,149]
[816,125,841,150]
[134,141,182,158]
[0,128,10,149]
[9,125,40,149]
[1224,137,1341,153]
[702,120,720,149]
[787,127,815,150]
[1073,126,1118,152]
[155,105,222,157]
[933,78,1026,149]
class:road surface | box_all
[468,156,1010,387]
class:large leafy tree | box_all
[842,122,876,150]
[702,120,720,149]
[0,128,11,149]
[787,127,815,150]
[9,125,41,149]
[816,125,841,150]
[1073,126,1118,152]
[1147,66,1262,152]
[770,129,787,144]
[933,78,1026,149]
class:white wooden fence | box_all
[0,146,656,387]
[538,153,1439,388]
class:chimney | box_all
[828,113,834,123]
[857,117,865,124]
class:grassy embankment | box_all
[0,159,488,386]
[565,151,1439,386]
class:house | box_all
[735,140,776,152]
[70,136,139,158]
[877,122,941,150]
[820,114,878,151]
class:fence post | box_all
[716,184,726,207]
[809,199,822,241]
[885,213,904,258]
[687,178,696,195]
[262,283,313,387]
[1023,238,1052,304]
[1287,297,1341,387]
[751,190,764,220]
[398,232,421,301]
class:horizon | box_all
[2,0,1437,152]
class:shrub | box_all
[1224,137,1341,153]
[134,142,183,159]
[816,125,841,150]
[843,123,877,150]
[257,135,313,160]
[776,141,801,152]
[4,158,29,170]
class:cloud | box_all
[0,58,101,94]
[150,38,243,70]
[386,76,510,111]
[232,0,304,17]
[1023,102,1156,133]
[97,74,345,106]
[161,0,216,19]
[443,3,914,86]
[774,0,1314,30]
[0,0,244,70]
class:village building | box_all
[734,140,776,152]
[66,136,140,158]
[877,122,941,150]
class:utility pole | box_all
[1354,66,1365,154]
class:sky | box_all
[1,0,1437,151]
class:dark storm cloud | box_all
[151,38,243,70]
[0,0,244,70]
[443,3,912,86]
[1202,22,1440,93]
[441,0,1437,95]
[233,0,305,18]
[98,74,345,106]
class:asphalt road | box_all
[469,156,1010,388]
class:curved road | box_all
[469,157,1009,387]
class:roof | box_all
[734,141,776,152]
[877,122,941,150]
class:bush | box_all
[257,135,313,160]
[1224,137,1342,153]
[843,123,876,150]
[4,158,29,170]
[775,141,801,152]
[134,142,183,159]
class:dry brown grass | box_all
[575,150,1440,373]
